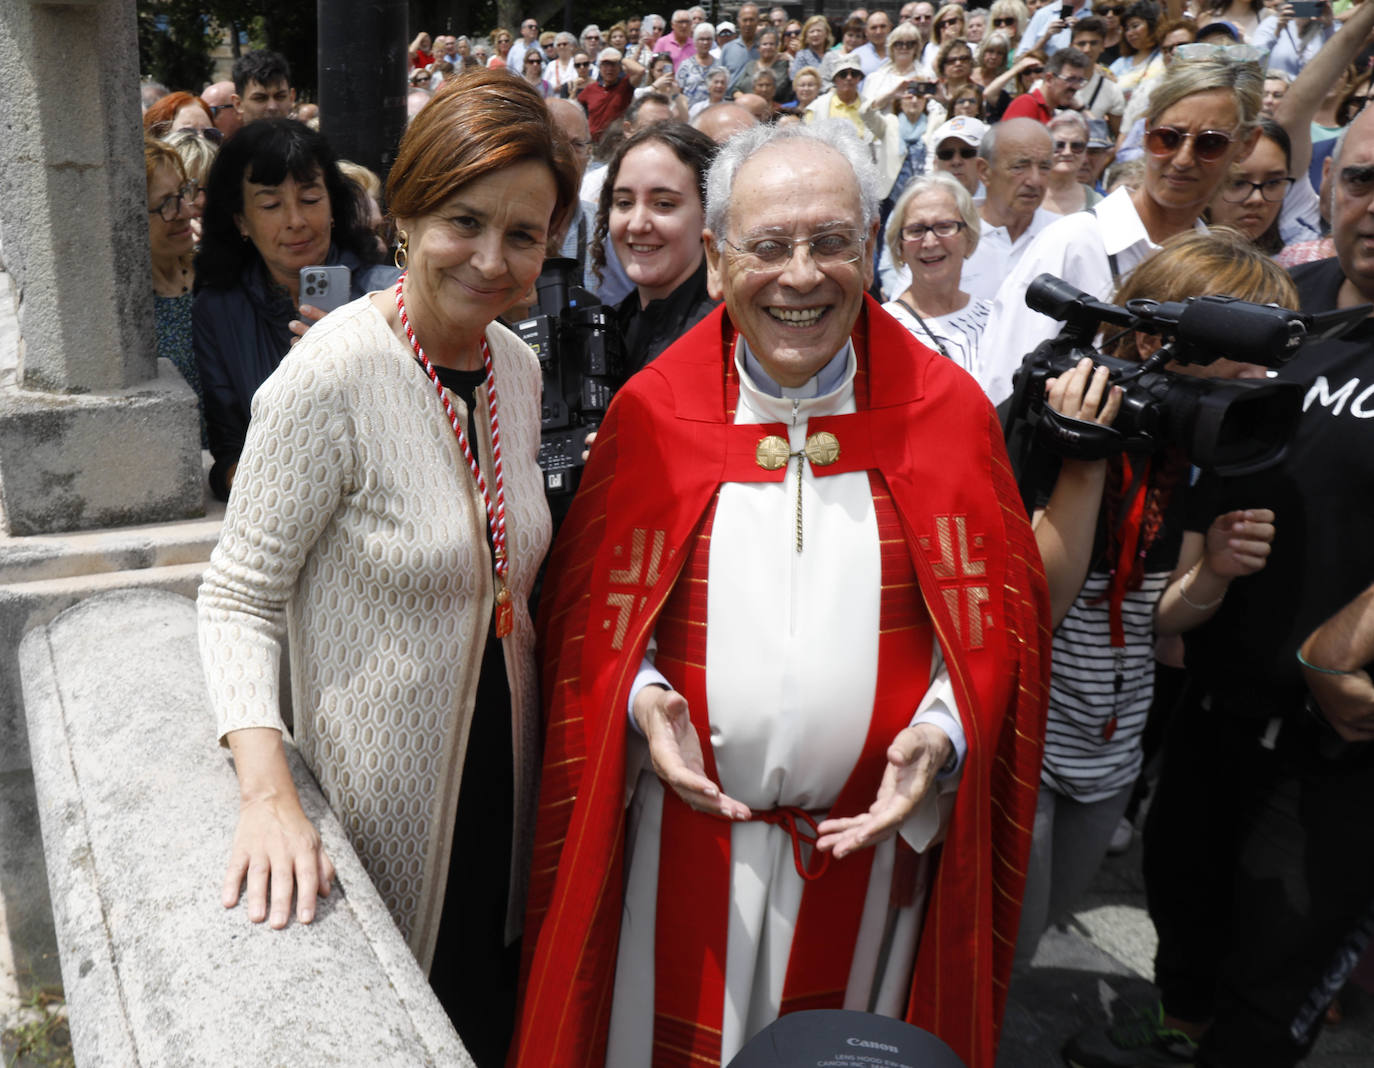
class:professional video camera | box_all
[514,258,625,507]
[1006,274,1366,476]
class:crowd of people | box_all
[132,2,1374,1065]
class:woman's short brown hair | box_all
[386,68,579,235]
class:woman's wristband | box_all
[1296,648,1356,676]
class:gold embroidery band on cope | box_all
[754,431,841,472]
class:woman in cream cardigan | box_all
[197,69,577,1064]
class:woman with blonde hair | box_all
[981,51,1267,390]
[1016,226,1291,971]
[988,0,1030,53]
[791,14,833,77]
[925,4,968,67]
[861,21,925,111]
[489,26,515,67]
[164,127,217,242]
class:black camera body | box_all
[1007,274,1322,476]
[514,258,625,505]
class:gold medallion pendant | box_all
[804,431,840,466]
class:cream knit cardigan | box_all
[198,296,551,973]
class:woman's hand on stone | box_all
[223,793,335,928]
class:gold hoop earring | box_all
[394,230,409,271]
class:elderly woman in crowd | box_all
[145,136,205,439]
[200,71,577,1065]
[791,15,832,77]
[548,31,579,86]
[144,90,220,142]
[678,22,719,104]
[1044,111,1104,213]
[988,0,1030,54]
[689,66,732,118]
[730,26,792,101]
[593,123,719,376]
[862,21,926,111]
[882,173,989,378]
[193,119,397,499]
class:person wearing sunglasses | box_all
[201,82,242,141]
[143,91,219,143]
[988,0,1030,53]
[924,4,966,67]
[859,22,926,112]
[1043,110,1105,212]
[979,52,1264,405]
[547,32,580,88]
[821,15,871,89]
[929,115,989,196]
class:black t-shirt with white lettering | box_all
[1184,257,1374,714]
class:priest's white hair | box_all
[703,120,881,237]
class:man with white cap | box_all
[930,115,988,198]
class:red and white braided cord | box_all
[395,275,508,575]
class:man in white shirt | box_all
[1070,17,1125,136]
[1019,0,1092,56]
[853,10,893,74]
[960,118,1058,303]
[507,17,540,74]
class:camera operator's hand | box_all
[582,429,597,463]
[1045,356,1122,426]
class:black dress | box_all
[424,363,520,1067]
[614,258,718,383]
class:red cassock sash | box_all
[513,298,1051,1068]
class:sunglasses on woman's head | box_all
[1144,124,1236,162]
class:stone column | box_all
[0,0,202,535]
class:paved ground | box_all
[998,834,1374,1067]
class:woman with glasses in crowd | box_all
[520,47,554,97]
[165,127,217,244]
[782,19,805,59]
[200,71,577,1065]
[144,91,221,144]
[924,4,968,68]
[987,49,1049,122]
[922,39,981,133]
[489,27,515,67]
[1205,117,1294,254]
[1094,1,1127,64]
[972,29,1012,91]
[988,0,1030,54]
[690,66,733,118]
[882,173,990,380]
[1044,111,1105,213]
[678,23,720,105]
[548,31,579,87]
[862,22,927,111]
[791,15,833,79]
[146,136,206,440]
[980,53,1265,401]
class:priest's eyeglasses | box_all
[721,229,865,271]
[1219,176,1295,203]
[900,220,967,241]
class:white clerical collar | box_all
[738,336,855,400]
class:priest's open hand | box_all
[632,686,752,821]
[815,723,953,859]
